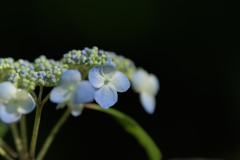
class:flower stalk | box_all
[0,138,18,159]
[20,115,29,160]
[10,123,24,160]
[29,103,43,160]
[0,146,14,160]
[29,86,46,160]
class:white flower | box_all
[50,69,94,116]
[88,60,130,109]
[131,68,159,114]
[0,82,36,123]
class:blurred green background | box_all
[1,0,240,159]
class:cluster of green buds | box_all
[0,58,14,70]
[108,52,136,80]
[61,47,111,72]
[0,58,15,82]
[1,57,68,91]
[33,55,68,87]
[0,47,137,91]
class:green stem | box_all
[29,87,48,160]
[0,146,14,160]
[20,115,29,160]
[29,103,43,160]
[36,108,71,160]
[0,138,18,159]
[10,123,24,160]
[41,92,51,107]
[38,86,44,102]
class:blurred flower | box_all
[50,69,94,116]
[0,82,36,123]
[131,68,159,114]
[88,60,130,109]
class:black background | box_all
[1,0,240,159]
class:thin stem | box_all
[36,108,71,160]
[10,123,24,160]
[20,115,29,160]
[29,87,46,160]
[0,146,14,160]
[41,92,50,107]
[29,103,43,160]
[0,138,18,159]
[38,86,44,102]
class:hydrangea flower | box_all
[0,82,36,123]
[50,69,94,116]
[88,60,130,109]
[131,68,159,114]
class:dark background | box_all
[1,0,240,159]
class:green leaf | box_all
[0,121,8,138]
[85,104,162,160]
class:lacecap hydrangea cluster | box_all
[0,46,159,124]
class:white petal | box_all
[88,65,105,88]
[70,81,95,104]
[68,103,84,117]
[56,102,67,110]
[109,71,130,92]
[94,85,118,109]
[16,90,36,114]
[0,103,21,124]
[0,82,17,101]
[131,68,148,93]
[140,92,156,114]
[15,90,29,100]
[50,86,72,103]
[101,61,117,79]
[59,70,81,88]
[146,74,160,96]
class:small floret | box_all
[0,82,36,123]
[131,68,159,114]
[50,70,94,116]
[88,61,130,109]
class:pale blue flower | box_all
[0,82,36,123]
[88,60,130,109]
[131,68,159,114]
[50,69,94,116]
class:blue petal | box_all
[0,103,21,124]
[0,82,17,101]
[88,65,105,88]
[94,85,118,109]
[15,90,36,114]
[50,86,72,103]
[70,81,95,104]
[140,92,155,114]
[109,71,130,93]
[101,61,117,79]
[59,69,81,88]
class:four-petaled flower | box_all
[131,68,159,114]
[50,69,94,116]
[0,82,36,123]
[88,60,130,109]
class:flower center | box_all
[104,79,110,85]
[69,86,74,92]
